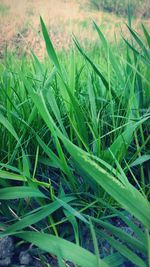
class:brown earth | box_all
[0,0,150,58]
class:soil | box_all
[0,236,58,267]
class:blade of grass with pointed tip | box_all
[0,112,31,179]
[103,116,149,163]
[142,24,150,48]
[0,112,19,142]
[93,22,124,85]
[130,155,150,167]
[73,37,119,103]
[127,24,150,61]
[23,76,75,188]
[1,197,74,236]
[40,17,61,73]
[47,89,68,137]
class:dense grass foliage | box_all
[0,17,150,266]
[89,0,150,18]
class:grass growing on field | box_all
[0,16,150,267]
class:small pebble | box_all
[122,226,134,236]
[0,237,14,259]
[19,251,32,265]
[0,256,11,266]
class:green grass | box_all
[0,16,150,267]
[0,3,10,16]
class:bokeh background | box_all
[0,0,150,58]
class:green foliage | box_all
[0,3,10,16]
[89,0,150,18]
[0,18,150,266]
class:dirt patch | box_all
[0,0,150,58]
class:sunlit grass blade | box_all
[57,135,150,228]
[0,170,27,182]
[0,186,46,199]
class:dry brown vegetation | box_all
[0,0,150,57]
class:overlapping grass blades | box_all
[16,231,108,267]
[0,17,150,266]
[34,18,150,226]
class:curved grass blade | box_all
[40,17,61,73]
[93,22,123,85]
[98,230,147,267]
[142,24,150,48]
[89,216,147,253]
[16,231,108,267]
[126,24,150,61]
[57,135,150,228]
[103,116,149,163]
[1,197,74,236]
[73,37,119,103]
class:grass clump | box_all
[0,3,10,16]
[0,16,150,267]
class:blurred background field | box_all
[0,0,150,57]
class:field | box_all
[0,0,150,56]
[0,1,150,267]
